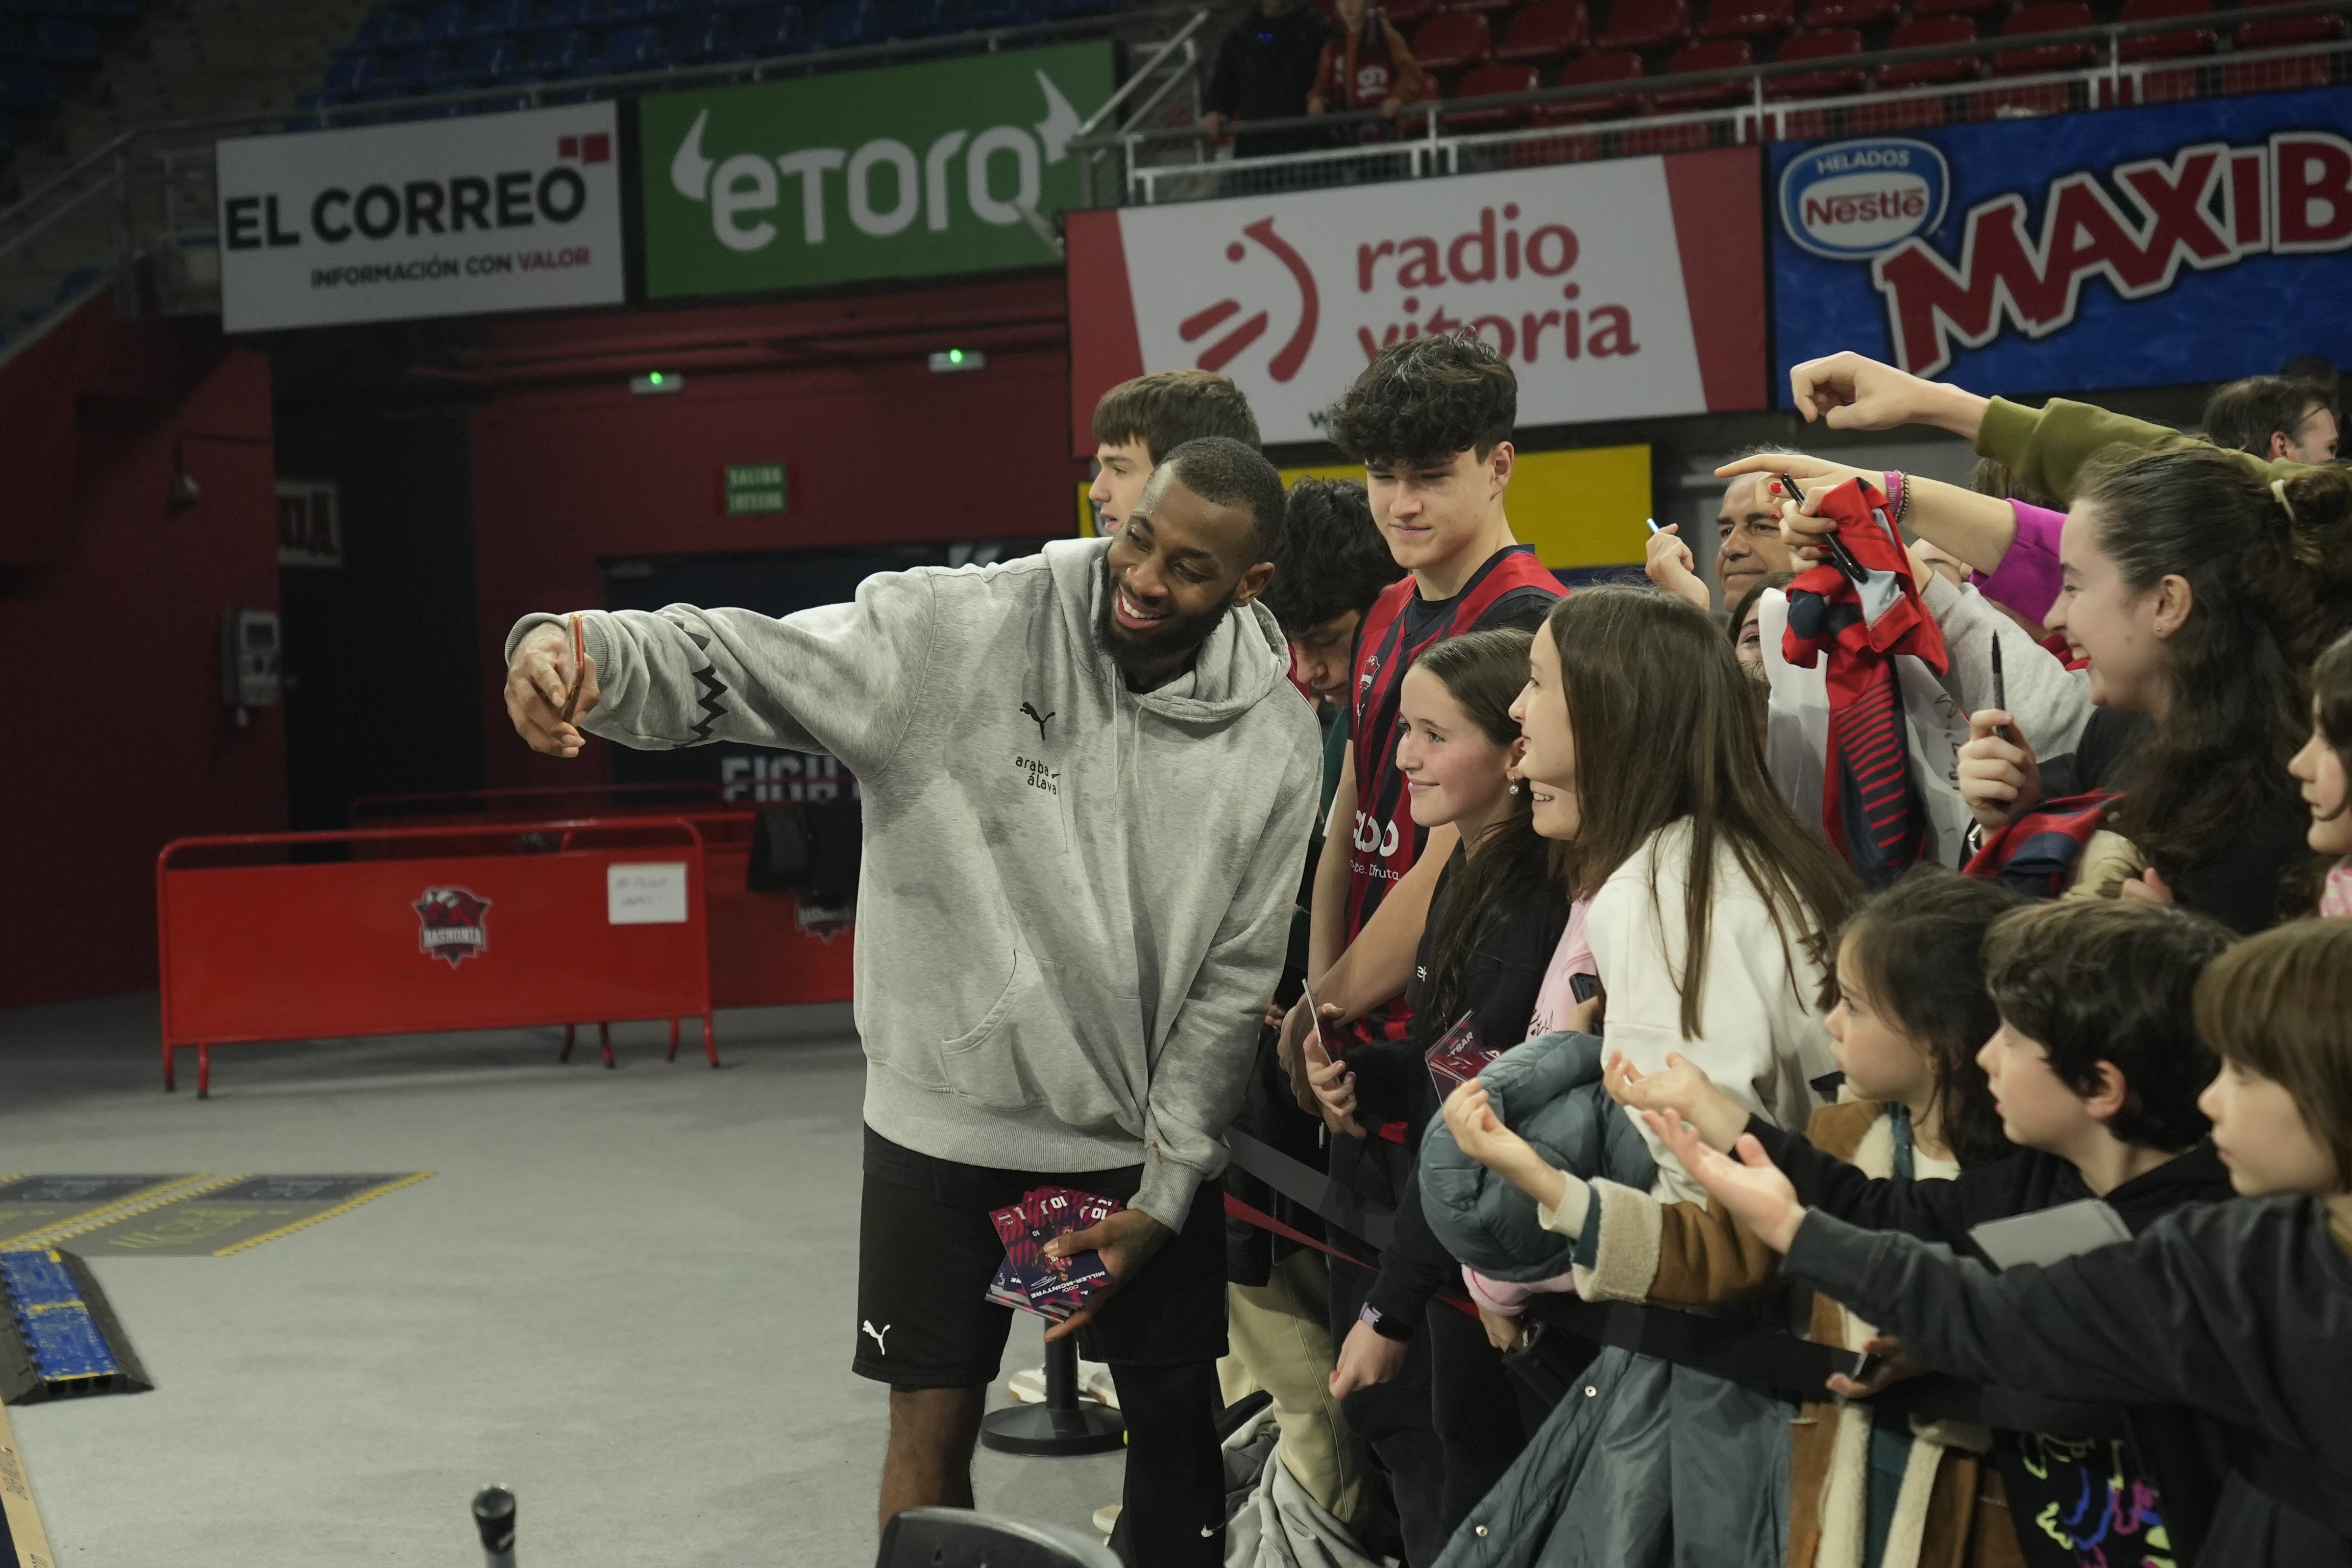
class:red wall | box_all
[468,273,1086,787]
[0,300,285,1008]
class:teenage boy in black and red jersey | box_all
[1285,332,1561,1072]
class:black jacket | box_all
[1787,1197,2352,1567]
[1344,846,1570,1332]
[2043,706,2309,934]
[1203,2,1329,155]
[1746,1115,2236,1260]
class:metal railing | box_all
[0,0,1216,364]
[1070,0,2351,205]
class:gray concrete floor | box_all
[0,996,1126,1566]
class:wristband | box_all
[1882,469,1910,528]
[1358,1303,1411,1341]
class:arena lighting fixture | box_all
[928,349,986,374]
[630,371,684,395]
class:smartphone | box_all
[1569,972,1599,1006]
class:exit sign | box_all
[722,463,788,516]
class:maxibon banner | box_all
[639,42,1115,298]
[1772,83,2352,396]
[215,102,625,332]
[1064,147,1767,450]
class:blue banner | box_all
[1771,85,2352,401]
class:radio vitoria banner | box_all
[1064,148,1767,450]
[215,102,625,333]
[639,42,1115,298]
[1772,83,2352,397]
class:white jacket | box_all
[1587,819,1838,1204]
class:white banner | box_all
[216,102,626,333]
[1066,148,1766,448]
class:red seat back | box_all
[1797,0,1895,28]
[1995,0,2096,71]
[1412,8,1494,68]
[1496,0,1592,58]
[1699,0,1793,37]
[1598,0,1692,50]
[1877,14,1980,84]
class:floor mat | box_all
[44,1175,433,1258]
[0,1175,222,1248]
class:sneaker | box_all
[1005,1359,1118,1407]
[1091,1503,1122,1536]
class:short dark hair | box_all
[1325,331,1515,469]
[1982,899,2235,1150]
[1264,478,1400,633]
[2194,918,2352,1188]
[1093,371,1260,464]
[1832,867,2025,1167]
[2202,374,2328,456]
[1158,436,1288,563]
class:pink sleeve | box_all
[1968,501,2065,624]
[1462,1264,1580,1315]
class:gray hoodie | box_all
[507,537,1322,1229]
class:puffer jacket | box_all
[1417,1029,1657,1282]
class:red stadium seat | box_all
[1912,0,2007,18]
[1598,0,1692,51]
[1768,26,1865,94]
[1994,2,2096,74]
[1537,47,1647,116]
[1650,37,1753,105]
[2117,0,2215,58]
[2233,0,2348,47]
[1412,9,1494,69]
[1700,0,1793,37]
[1876,16,1981,86]
[1445,62,1544,122]
[1450,0,1521,17]
[1797,0,1896,27]
[1495,0,1592,62]
[1382,0,1441,26]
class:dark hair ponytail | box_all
[1410,629,1565,1051]
[2076,449,2352,889]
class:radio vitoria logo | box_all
[665,69,1086,253]
[1181,218,1320,382]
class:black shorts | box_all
[852,1125,1228,1389]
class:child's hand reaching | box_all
[1442,1080,1570,1213]
[1302,1030,1366,1140]
[1641,1110,1807,1253]
[1604,1051,1749,1152]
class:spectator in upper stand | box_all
[2201,373,2340,464]
[1202,0,1331,160]
[1306,0,1424,135]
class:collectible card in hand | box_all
[982,1185,1122,1320]
[1426,1012,1494,1096]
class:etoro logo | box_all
[1180,217,1319,381]
[414,886,492,967]
[666,70,1085,253]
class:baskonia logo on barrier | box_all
[1771,84,2352,394]
[640,42,1114,298]
[214,102,625,333]
[1064,148,1767,449]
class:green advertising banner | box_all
[641,42,1116,299]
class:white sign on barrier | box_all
[607,863,689,925]
[215,102,627,333]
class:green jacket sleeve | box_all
[1976,396,2300,505]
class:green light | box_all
[648,372,666,385]
[947,349,964,364]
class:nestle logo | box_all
[1780,138,1948,260]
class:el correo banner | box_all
[215,102,625,333]
[1063,147,1767,450]
[639,41,1114,298]
[1771,84,2352,398]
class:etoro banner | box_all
[215,102,624,333]
[1771,84,2352,398]
[1065,148,1767,450]
[641,42,1114,298]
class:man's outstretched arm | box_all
[502,573,941,777]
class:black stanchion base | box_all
[978,1399,1126,1457]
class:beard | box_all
[1096,555,1239,687]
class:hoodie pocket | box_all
[939,947,1047,1110]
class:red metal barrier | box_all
[351,788,856,1013]
[156,817,716,1096]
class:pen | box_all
[1779,474,1868,585]
[1990,636,2012,743]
